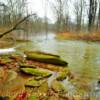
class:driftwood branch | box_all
[0,13,35,38]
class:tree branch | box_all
[0,13,35,38]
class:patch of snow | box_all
[0,48,15,54]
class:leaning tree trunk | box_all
[0,14,35,39]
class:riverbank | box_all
[0,39,100,99]
[0,51,73,99]
[56,32,100,41]
[0,50,98,100]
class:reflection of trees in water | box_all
[81,46,95,79]
[75,46,96,92]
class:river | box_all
[17,33,100,96]
[0,33,100,98]
[18,33,100,79]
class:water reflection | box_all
[17,33,100,88]
[19,39,100,80]
[16,36,100,98]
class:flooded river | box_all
[18,34,100,79]
[17,34,100,98]
[0,33,100,98]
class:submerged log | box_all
[24,51,68,66]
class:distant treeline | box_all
[0,0,100,38]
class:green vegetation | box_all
[51,80,66,93]
[56,68,69,81]
[25,79,46,87]
[20,68,52,77]
[0,51,71,99]
[0,0,100,99]
[25,51,68,66]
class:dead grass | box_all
[0,40,15,48]
[56,32,100,41]
[0,27,10,33]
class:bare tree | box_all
[0,14,35,39]
[6,0,27,25]
[49,0,69,32]
[0,2,9,26]
[88,0,97,32]
[96,0,100,32]
[74,0,86,32]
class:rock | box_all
[56,72,67,81]
[19,63,36,68]
[28,81,48,98]
[6,70,17,82]
[24,51,68,66]
[73,95,81,100]
[0,70,25,97]
[9,53,25,62]
[0,69,17,82]
[25,51,60,58]
[0,96,9,100]
[25,79,46,87]
[0,57,12,65]
[56,68,70,81]
[29,96,36,100]
[51,80,66,93]
[20,68,52,77]
[37,81,48,93]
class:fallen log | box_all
[24,51,68,66]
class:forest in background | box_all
[0,0,100,41]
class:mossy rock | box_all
[0,58,12,65]
[56,68,70,81]
[24,51,68,66]
[38,81,49,93]
[29,96,37,100]
[0,96,9,100]
[19,63,36,68]
[25,79,46,87]
[25,51,60,57]
[0,70,25,97]
[20,68,52,77]
[56,72,67,81]
[28,82,48,98]
[51,80,66,93]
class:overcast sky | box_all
[1,0,89,23]
[27,0,77,23]
[27,0,55,23]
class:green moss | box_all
[20,68,52,77]
[19,63,36,68]
[25,79,46,87]
[29,96,36,100]
[51,80,66,93]
[56,68,70,81]
[25,51,68,66]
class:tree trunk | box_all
[88,0,97,32]
[96,2,100,32]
